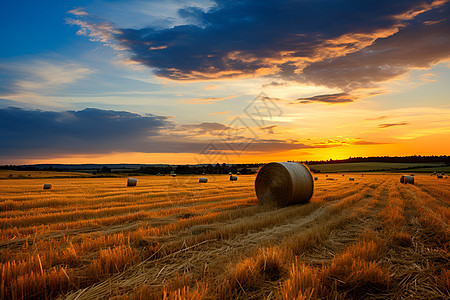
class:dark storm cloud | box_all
[296,93,356,104]
[0,107,172,157]
[0,107,318,159]
[301,3,450,90]
[108,0,447,80]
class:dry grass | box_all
[0,174,448,299]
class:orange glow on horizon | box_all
[9,132,449,166]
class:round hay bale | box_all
[236,172,241,175]
[127,178,137,187]
[314,177,318,181]
[349,178,354,181]
[229,172,233,175]
[43,184,52,190]
[326,174,328,177]
[437,174,443,179]
[230,175,238,181]
[171,174,177,177]
[199,177,208,183]
[342,174,345,176]
[401,175,414,184]
[255,162,313,207]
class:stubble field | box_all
[0,173,449,299]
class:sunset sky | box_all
[1,0,449,165]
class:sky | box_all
[0,0,449,165]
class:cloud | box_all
[179,122,232,134]
[66,12,126,51]
[296,93,357,104]
[365,115,388,121]
[350,140,389,145]
[0,107,171,157]
[0,107,316,159]
[208,110,230,115]
[94,0,445,82]
[300,3,450,90]
[260,125,278,134]
[179,95,237,104]
[378,122,409,128]
[0,60,93,106]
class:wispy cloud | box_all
[0,60,94,107]
[179,95,237,104]
[365,115,389,121]
[378,122,410,128]
[209,110,231,115]
[296,93,357,104]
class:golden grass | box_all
[0,174,448,299]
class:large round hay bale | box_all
[255,162,314,207]
[43,184,52,190]
[314,177,318,181]
[230,175,237,181]
[400,175,414,184]
[127,178,137,187]
[199,177,208,183]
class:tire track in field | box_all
[380,184,450,299]
[61,189,374,300]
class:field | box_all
[0,170,93,179]
[308,162,448,173]
[0,173,449,299]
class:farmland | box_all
[0,173,449,299]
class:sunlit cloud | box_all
[209,110,231,115]
[179,95,237,104]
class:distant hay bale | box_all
[326,174,328,177]
[349,178,354,181]
[255,162,314,207]
[314,177,318,181]
[236,172,241,175]
[199,177,208,183]
[171,174,177,177]
[230,175,237,181]
[342,174,345,176]
[43,184,52,190]
[400,175,414,184]
[229,172,233,175]
[127,178,137,187]
[437,174,443,179]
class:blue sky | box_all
[1,0,449,164]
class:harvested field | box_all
[0,174,449,299]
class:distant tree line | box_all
[137,163,260,175]
[301,155,450,165]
